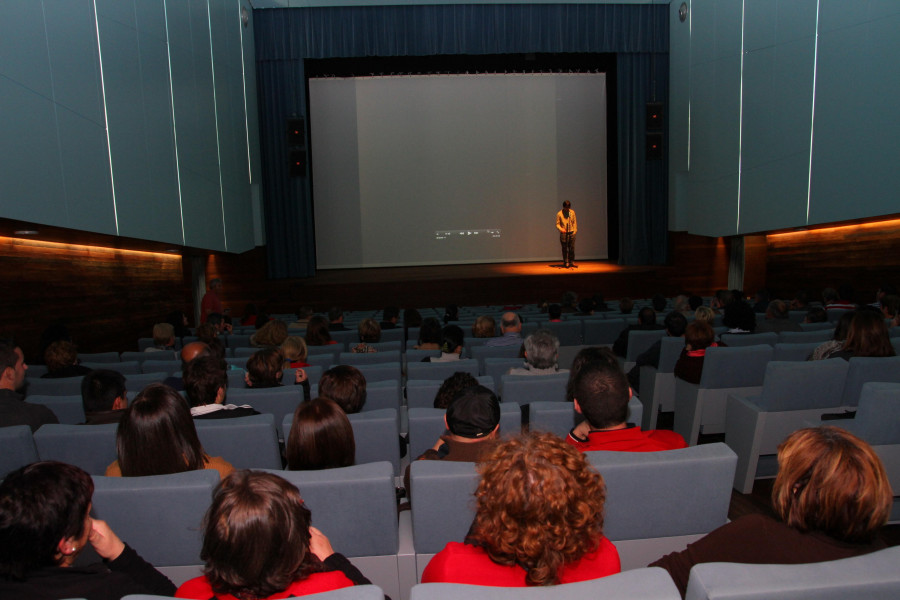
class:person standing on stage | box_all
[556,200,577,268]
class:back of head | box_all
[469,432,607,586]
[245,348,284,388]
[832,309,856,341]
[806,306,828,323]
[319,365,366,413]
[418,317,443,345]
[403,308,423,328]
[281,336,308,363]
[568,346,619,400]
[471,315,496,339]
[638,306,657,325]
[619,297,634,314]
[434,372,480,409]
[286,398,355,470]
[652,294,667,312]
[296,306,314,320]
[500,312,521,333]
[561,291,577,309]
[0,461,94,579]
[304,316,332,346]
[844,309,895,357]
[685,321,715,351]
[0,341,18,373]
[523,329,559,369]
[772,426,891,542]
[838,284,855,303]
[253,320,288,347]
[81,369,126,413]
[383,306,400,322]
[357,318,381,343]
[445,385,500,438]
[577,298,595,315]
[767,299,789,320]
[688,295,704,310]
[202,471,317,599]
[181,341,211,367]
[196,324,218,345]
[184,356,227,408]
[117,383,205,476]
[570,360,629,429]
[440,325,464,354]
[152,322,175,347]
[548,304,562,320]
[44,340,77,373]
[664,311,688,337]
[206,313,224,328]
[693,306,716,324]
[444,304,459,324]
[327,306,343,322]
[880,294,900,318]
[723,300,756,332]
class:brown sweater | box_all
[404,436,498,498]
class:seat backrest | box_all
[777,329,833,344]
[79,351,121,363]
[338,350,402,366]
[140,359,180,374]
[0,425,39,478]
[124,372,168,392]
[541,320,583,346]
[82,361,141,375]
[409,460,479,554]
[303,408,401,474]
[412,568,681,600]
[91,469,219,567]
[483,358,525,388]
[626,329,667,362]
[719,332,778,347]
[842,381,900,444]
[226,385,305,440]
[33,423,118,475]
[267,462,398,557]
[406,376,494,409]
[407,403,520,459]
[583,318,628,345]
[194,413,282,470]
[408,359,479,381]
[224,334,252,348]
[500,372,569,404]
[528,397,643,439]
[772,341,820,361]
[24,376,85,396]
[658,335,685,373]
[840,356,900,407]
[684,545,900,600]
[353,362,402,383]
[27,394,86,424]
[586,443,737,541]
[699,345,774,389]
[470,344,521,374]
[757,359,849,411]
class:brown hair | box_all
[281,336,308,363]
[842,310,895,357]
[357,318,381,344]
[693,306,716,324]
[286,398,355,470]
[467,432,607,586]
[472,315,496,339]
[44,340,78,372]
[685,321,715,351]
[772,426,892,542]
[318,365,367,414]
[245,348,284,388]
[152,322,175,347]
[304,316,333,346]
[569,360,629,429]
[201,471,321,598]
[433,371,480,409]
[196,323,219,345]
[116,384,208,476]
[252,320,289,348]
[183,355,227,407]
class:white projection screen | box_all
[309,72,608,269]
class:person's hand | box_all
[89,519,126,561]
[295,369,307,384]
[572,420,591,439]
[223,323,233,333]
[309,526,335,561]
[431,437,446,452]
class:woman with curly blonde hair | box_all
[421,431,620,586]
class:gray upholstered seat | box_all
[33,422,118,475]
[839,356,900,407]
[540,320,583,346]
[0,424,39,478]
[638,335,683,429]
[338,350,402,366]
[406,376,494,410]
[583,318,627,345]
[407,403,521,460]
[408,360,479,381]
[194,413,282,470]
[623,329,667,372]
[499,372,568,404]
[24,375,85,396]
[27,394,86,424]
[527,396,643,439]
[718,332,778,347]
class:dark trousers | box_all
[560,232,575,265]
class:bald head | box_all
[500,312,521,334]
[181,342,210,365]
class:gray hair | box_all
[524,329,559,370]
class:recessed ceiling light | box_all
[13,230,39,235]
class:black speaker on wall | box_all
[646,133,663,160]
[646,102,664,131]
[289,148,307,178]
[286,117,307,177]
[286,118,305,145]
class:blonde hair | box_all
[693,306,716,324]
[281,336,308,363]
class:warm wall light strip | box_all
[0,236,182,260]
[767,218,900,240]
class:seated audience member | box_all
[403,307,423,340]
[245,348,309,394]
[672,295,689,315]
[281,336,310,368]
[81,369,128,425]
[240,303,259,327]
[809,310,855,360]
[351,318,381,353]
[652,294,668,313]
[106,383,234,480]
[0,340,57,431]
[318,365,366,414]
[162,341,210,391]
[305,315,336,347]
[828,309,895,361]
[0,461,176,599]
[184,356,258,420]
[871,283,897,308]
[592,293,611,312]
[471,315,496,339]
[433,372,480,409]
[751,289,770,314]
[250,319,288,348]
[693,305,716,325]
[688,295,704,311]
[790,290,810,310]
[285,397,355,471]
[176,471,371,599]
[650,426,892,597]
[880,294,900,327]
[547,304,563,322]
[722,299,757,333]
[380,306,400,329]
[561,291,578,314]
[508,329,566,375]
[195,323,219,346]
[613,306,664,357]
[328,306,348,331]
[166,310,192,341]
[146,322,176,354]
[755,299,803,334]
[424,325,465,362]
[443,304,459,324]
[292,306,314,329]
[805,306,828,323]
[415,317,443,350]
[422,432,620,586]
[627,310,688,392]
[485,312,523,347]
[206,312,232,335]
[567,360,686,452]
[710,289,731,313]
[673,321,718,384]
[41,341,92,379]
[824,284,857,310]
[577,298,596,316]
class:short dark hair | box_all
[327,306,343,322]
[568,347,619,403]
[418,317,442,345]
[245,348,284,388]
[286,398,355,470]
[201,471,320,598]
[685,321,715,351]
[206,312,225,326]
[304,316,333,346]
[116,384,207,476]
[44,340,77,372]
[806,306,828,323]
[0,341,20,373]
[688,295,704,310]
[383,306,400,322]
[663,311,688,337]
[652,294,667,312]
[81,369,126,413]
[723,300,757,332]
[319,365,367,414]
[184,356,227,407]
[570,361,630,429]
[548,304,562,320]
[638,306,657,325]
[434,372,480,409]
[440,325,465,354]
[0,462,93,579]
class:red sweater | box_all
[175,571,353,599]
[566,425,687,452]
[422,538,620,586]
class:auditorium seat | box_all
[469,345,520,375]
[718,332,778,347]
[79,351,121,363]
[623,329,667,372]
[354,362,403,383]
[638,335,684,429]
[777,329,833,344]
[772,341,820,361]
[527,396,643,439]
[27,394,86,424]
[541,320,583,346]
[839,356,900,407]
[33,422,118,475]
[407,403,521,460]
[0,425,39,478]
[140,359,180,374]
[81,360,141,375]
[405,376,494,410]
[583,318,627,346]
[224,333,252,348]
[725,359,849,493]
[407,360,479,381]
[24,376,85,396]
[499,372,568,404]
[124,372,169,392]
[483,358,524,389]
[226,385,305,441]
[194,414,282,470]
[339,350,402,367]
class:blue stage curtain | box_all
[255,4,669,277]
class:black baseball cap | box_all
[446,385,501,438]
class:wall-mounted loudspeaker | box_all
[646,133,663,160]
[646,102,663,131]
[289,148,307,177]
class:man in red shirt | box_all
[200,278,225,322]
[566,360,686,452]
